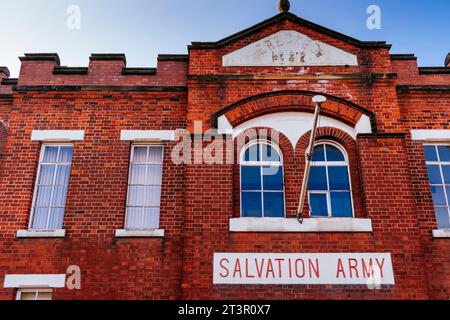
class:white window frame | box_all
[16,288,53,300]
[424,143,450,230]
[239,140,286,218]
[308,140,355,218]
[28,143,74,231]
[124,144,164,231]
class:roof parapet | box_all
[14,52,188,87]
[158,54,189,62]
[1,78,18,85]
[19,53,61,66]
[390,54,417,61]
[90,53,127,64]
[419,67,450,75]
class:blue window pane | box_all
[435,207,450,229]
[58,147,73,163]
[241,192,262,217]
[442,166,450,184]
[261,144,281,162]
[244,144,260,162]
[263,192,284,217]
[427,166,443,185]
[331,192,353,217]
[424,146,438,162]
[43,147,59,163]
[241,166,261,190]
[326,145,345,162]
[309,193,328,217]
[431,186,447,206]
[328,167,350,190]
[262,166,283,190]
[308,166,327,190]
[438,146,450,162]
[312,145,325,162]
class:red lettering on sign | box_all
[362,258,374,278]
[245,259,255,278]
[233,258,242,278]
[288,258,293,278]
[348,258,359,278]
[295,259,305,278]
[266,259,275,278]
[255,258,265,278]
[375,258,385,278]
[275,259,284,278]
[336,258,346,278]
[309,258,320,278]
[219,258,229,278]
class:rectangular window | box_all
[424,144,450,229]
[16,289,53,300]
[30,145,73,230]
[125,145,164,230]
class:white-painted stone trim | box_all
[115,229,165,238]
[432,229,450,239]
[4,274,66,288]
[411,130,450,141]
[223,30,358,67]
[16,229,66,238]
[227,112,364,148]
[229,218,373,233]
[120,130,175,142]
[355,115,372,135]
[31,130,84,142]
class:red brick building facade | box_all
[0,11,449,300]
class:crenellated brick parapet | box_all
[15,53,188,87]
[391,54,450,85]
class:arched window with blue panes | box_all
[308,141,354,218]
[240,141,285,218]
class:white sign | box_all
[214,253,395,285]
[223,30,358,67]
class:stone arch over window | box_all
[213,90,377,142]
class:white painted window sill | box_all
[229,218,373,233]
[16,229,66,238]
[115,229,165,238]
[432,229,450,239]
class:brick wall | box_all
[0,89,187,300]
[0,12,449,300]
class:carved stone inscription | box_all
[223,30,358,67]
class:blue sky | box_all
[1,0,449,77]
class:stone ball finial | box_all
[445,53,450,67]
[278,0,291,13]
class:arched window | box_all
[240,141,285,218]
[308,141,354,218]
